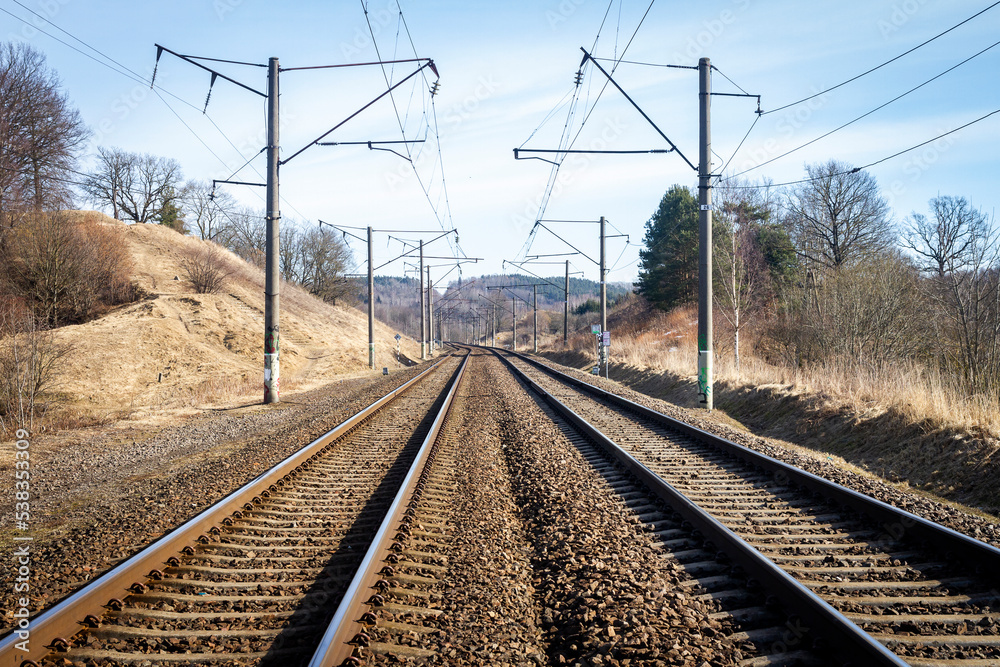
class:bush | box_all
[0,211,137,326]
[0,300,73,435]
[180,244,234,294]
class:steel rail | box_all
[507,349,1000,574]
[307,351,470,666]
[491,348,908,667]
[0,357,451,667]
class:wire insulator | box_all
[574,69,583,86]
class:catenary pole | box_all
[419,241,426,361]
[263,57,281,404]
[600,216,607,334]
[599,215,607,376]
[367,226,375,370]
[427,267,434,355]
[698,57,714,410]
[533,284,538,353]
[512,295,516,351]
[564,259,570,346]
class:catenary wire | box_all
[762,0,1000,115]
[726,37,1000,180]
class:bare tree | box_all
[179,244,234,294]
[713,180,776,373]
[221,206,266,266]
[182,180,238,241]
[907,197,1000,395]
[280,223,303,283]
[903,196,989,278]
[0,42,88,218]
[1,212,135,326]
[83,147,183,223]
[298,226,353,304]
[785,161,894,271]
[0,299,73,435]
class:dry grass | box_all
[541,301,1000,510]
[564,303,1000,439]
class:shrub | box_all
[180,244,234,294]
[0,299,73,435]
[0,211,137,326]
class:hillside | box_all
[40,214,425,425]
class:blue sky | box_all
[3,0,998,285]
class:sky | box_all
[3,0,999,286]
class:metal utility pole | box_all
[491,304,496,346]
[426,267,434,356]
[367,226,375,370]
[599,215,608,376]
[533,284,538,353]
[599,215,607,334]
[419,241,426,361]
[698,57,714,410]
[263,57,280,404]
[511,296,517,351]
[564,259,570,346]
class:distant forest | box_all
[355,274,631,340]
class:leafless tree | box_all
[713,180,775,373]
[1,211,135,326]
[0,42,88,219]
[903,196,989,278]
[298,226,354,304]
[182,180,238,241]
[0,299,73,435]
[83,147,182,223]
[280,223,303,283]
[220,206,266,266]
[906,197,1000,395]
[179,244,234,294]
[785,161,894,271]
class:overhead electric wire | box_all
[762,0,1000,115]
[517,0,656,262]
[731,106,1000,189]
[367,0,464,260]
[727,37,1000,180]
[4,1,314,221]
[716,115,760,180]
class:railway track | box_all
[0,352,467,667]
[496,348,1000,667]
[7,344,1000,667]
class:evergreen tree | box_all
[635,185,699,309]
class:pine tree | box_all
[635,185,699,309]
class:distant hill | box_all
[359,273,632,340]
